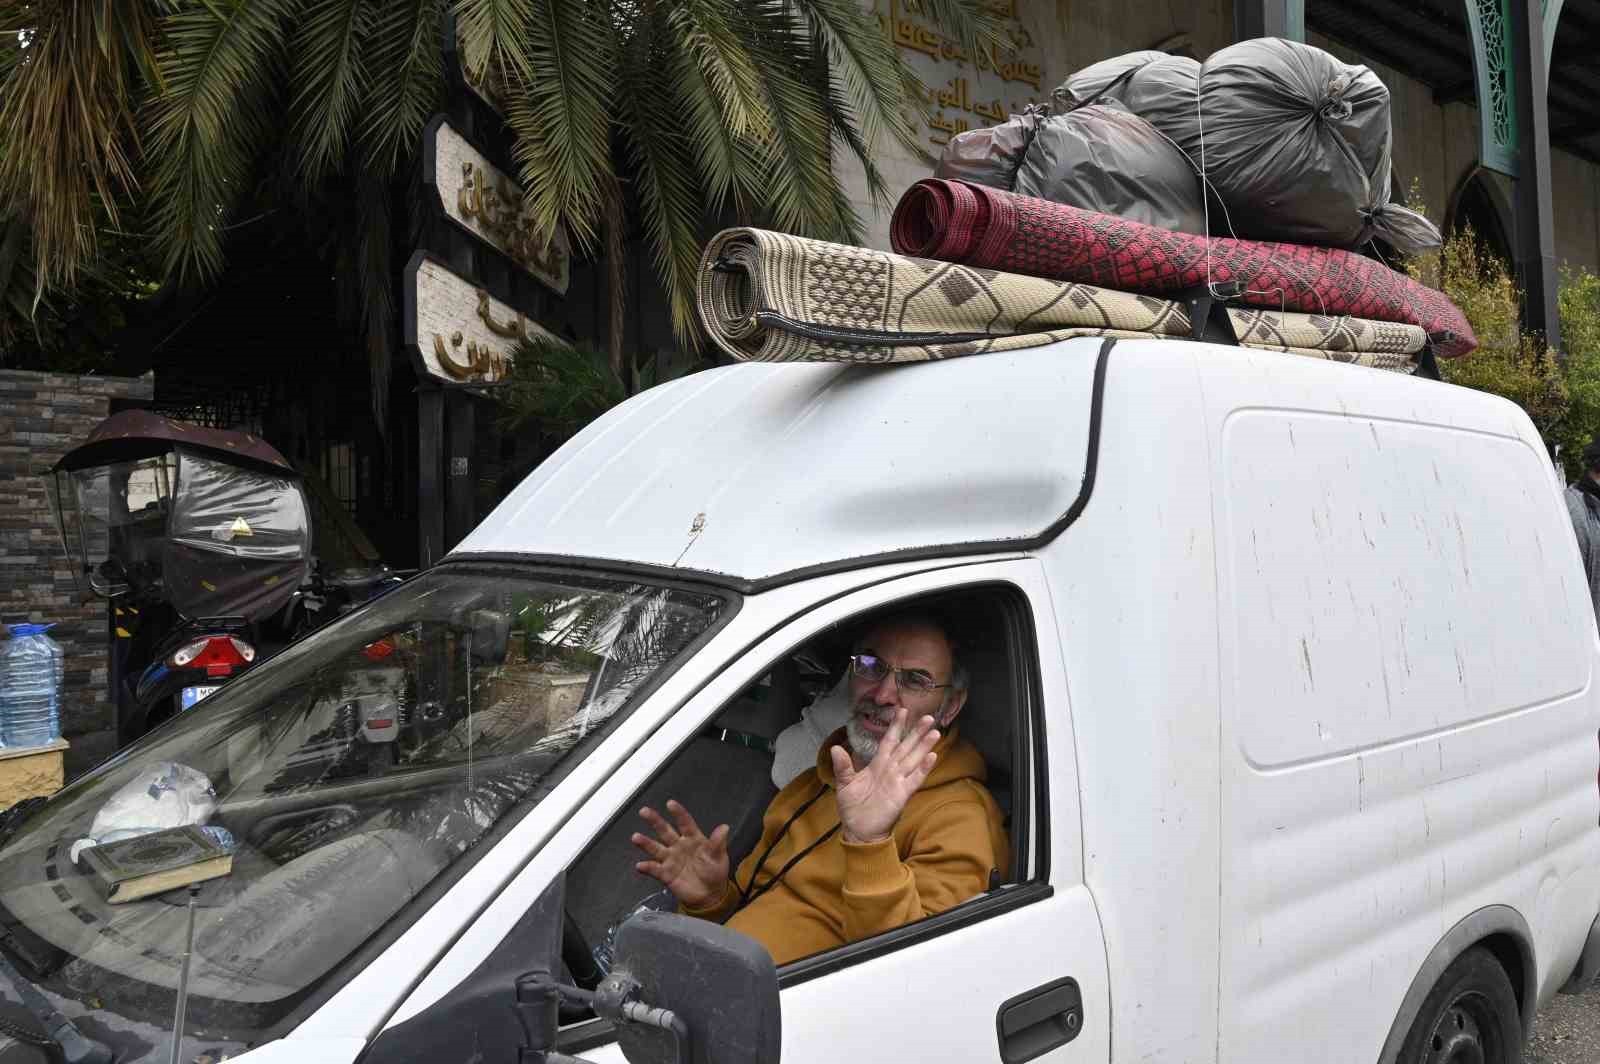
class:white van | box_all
[2,335,1597,1064]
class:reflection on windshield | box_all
[0,565,726,1059]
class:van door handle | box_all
[996,977,1083,1063]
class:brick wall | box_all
[0,369,153,745]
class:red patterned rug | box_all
[890,179,1476,358]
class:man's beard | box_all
[844,699,938,764]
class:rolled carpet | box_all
[890,179,1476,358]
[696,227,1423,373]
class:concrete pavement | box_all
[1530,982,1600,1063]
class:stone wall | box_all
[0,369,153,754]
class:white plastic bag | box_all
[770,676,852,788]
[69,761,219,863]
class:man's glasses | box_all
[848,653,954,695]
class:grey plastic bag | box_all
[1052,51,1170,111]
[1053,52,1202,167]
[1014,105,1206,234]
[1195,37,1441,254]
[933,104,1049,189]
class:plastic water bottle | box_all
[0,623,63,748]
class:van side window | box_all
[556,586,1042,1038]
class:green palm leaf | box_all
[616,7,711,343]
[0,0,158,293]
[452,0,535,87]
[660,0,769,142]
[791,0,920,158]
[358,0,446,173]
[145,0,289,280]
[498,0,616,252]
[739,4,837,237]
[289,0,374,179]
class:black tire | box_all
[1398,946,1523,1064]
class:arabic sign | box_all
[876,0,1047,147]
[406,254,561,385]
[429,119,571,295]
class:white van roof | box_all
[454,337,1109,589]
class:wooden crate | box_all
[0,738,68,807]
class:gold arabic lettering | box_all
[433,331,509,382]
[455,160,568,284]
[475,288,533,341]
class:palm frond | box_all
[451,0,536,87]
[616,9,711,344]
[358,0,446,173]
[739,5,838,238]
[815,54,885,228]
[145,0,289,280]
[904,0,1006,67]
[661,27,751,215]
[0,1,158,292]
[499,0,617,252]
[790,0,919,158]
[660,0,770,141]
[496,336,623,438]
[289,0,374,179]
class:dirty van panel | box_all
[1212,403,1600,1064]
[1222,412,1585,766]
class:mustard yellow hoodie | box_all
[684,725,1008,966]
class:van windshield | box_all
[0,564,728,1061]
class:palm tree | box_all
[0,0,997,425]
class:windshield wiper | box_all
[0,948,110,1064]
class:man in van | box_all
[1566,435,1600,619]
[630,612,1008,965]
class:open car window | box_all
[557,584,1037,1042]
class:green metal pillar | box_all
[1466,0,1563,350]
[1511,0,1560,350]
[1234,0,1304,42]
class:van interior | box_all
[558,586,1037,1019]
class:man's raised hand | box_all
[632,799,730,910]
[831,707,940,845]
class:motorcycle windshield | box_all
[0,562,731,1062]
[54,455,178,598]
[170,447,308,562]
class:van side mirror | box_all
[518,911,780,1064]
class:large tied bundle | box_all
[1051,50,1200,154]
[1047,40,1442,255]
[1012,106,1206,235]
[1193,39,1438,253]
[890,179,1476,358]
[697,227,1425,371]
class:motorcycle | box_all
[50,410,314,745]
[282,560,407,639]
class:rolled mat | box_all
[696,227,1423,373]
[889,179,1476,358]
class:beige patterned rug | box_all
[698,228,1424,374]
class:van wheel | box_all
[1398,947,1522,1064]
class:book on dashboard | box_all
[78,825,233,903]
